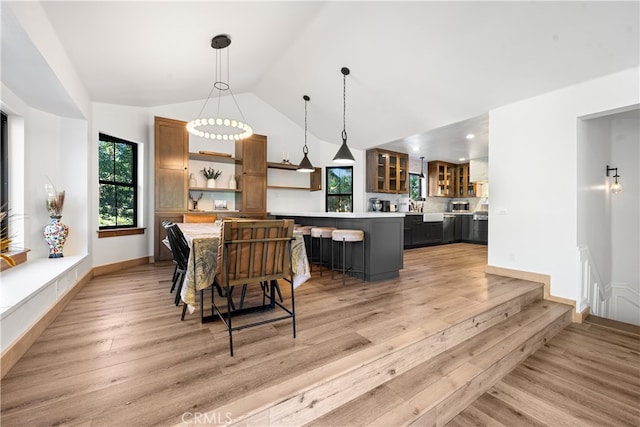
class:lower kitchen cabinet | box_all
[473,219,488,244]
[404,215,443,248]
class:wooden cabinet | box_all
[453,163,477,198]
[366,148,408,193]
[428,161,455,197]
[404,215,443,248]
[428,161,476,198]
[235,134,267,215]
[154,116,189,261]
[154,116,189,212]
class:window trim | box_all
[98,132,138,230]
[325,166,354,213]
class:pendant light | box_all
[297,95,314,173]
[419,156,425,178]
[333,67,355,164]
[186,34,253,141]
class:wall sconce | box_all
[606,165,623,195]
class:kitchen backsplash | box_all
[365,193,486,212]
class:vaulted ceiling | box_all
[3,1,639,162]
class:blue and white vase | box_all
[44,216,69,258]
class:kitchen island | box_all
[270,212,404,281]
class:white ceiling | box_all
[3,1,639,163]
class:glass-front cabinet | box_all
[366,148,408,194]
[429,161,477,198]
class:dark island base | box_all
[273,215,404,282]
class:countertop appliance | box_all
[370,198,382,212]
[450,200,470,212]
[398,197,411,212]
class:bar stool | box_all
[331,229,365,286]
[310,227,336,276]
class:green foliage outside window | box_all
[326,167,353,212]
[409,173,422,201]
[98,134,137,228]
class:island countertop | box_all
[269,211,405,218]
[270,212,404,281]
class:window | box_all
[326,166,353,212]
[98,133,137,229]
[409,173,423,201]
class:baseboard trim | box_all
[93,256,149,277]
[1,256,150,379]
[486,265,584,323]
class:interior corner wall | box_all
[488,67,640,304]
[578,117,612,285]
[610,114,640,324]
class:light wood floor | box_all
[1,244,638,426]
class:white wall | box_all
[577,117,611,284]
[610,114,640,324]
[91,103,151,266]
[489,67,639,307]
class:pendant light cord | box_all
[342,72,348,141]
[303,97,309,154]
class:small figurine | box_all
[189,192,203,210]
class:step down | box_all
[205,287,571,426]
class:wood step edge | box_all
[584,315,640,337]
[197,289,542,426]
[365,302,572,427]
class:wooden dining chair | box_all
[214,219,295,356]
[183,213,218,223]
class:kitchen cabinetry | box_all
[473,219,488,244]
[460,214,473,242]
[366,149,408,194]
[453,163,477,198]
[154,116,189,261]
[235,134,267,215]
[427,161,455,197]
[428,161,476,197]
[404,215,443,248]
[267,162,322,191]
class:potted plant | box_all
[201,167,222,188]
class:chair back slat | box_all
[216,219,294,287]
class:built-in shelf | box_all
[189,187,241,192]
[189,152,241,164]
[266,162,322,191]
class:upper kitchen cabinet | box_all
[454,163,477,198]
[428,161,455,197]
[154,116,189,211]
[366,148,408,194]
[235,134,267,215]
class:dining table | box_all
[177,221,311,321]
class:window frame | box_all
[325,166,353,213]
[98,132,138,230]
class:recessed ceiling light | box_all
[412,146,420,152]
[459,157,466,162]
[466,133,475,140]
